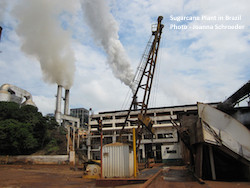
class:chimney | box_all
[55,85,63,124]
[64,89,70,115]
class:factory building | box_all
[70,108,89,129]
[87,103,218,163]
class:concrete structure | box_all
[0,83,36,107]
[54,85,81,166]
[70,108,89,129]
[0,155,68,165]
[87,103,217,163]
[55,85,63,124]
[64,89,70,115]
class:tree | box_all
[0,102,60,155]
[0,119,38,155]
[0,102,20,120]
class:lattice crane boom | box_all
[119,16,164,143]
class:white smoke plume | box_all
[81,0,134,89]
[13,0,75,89]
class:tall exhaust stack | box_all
[64,89,70,115]
[55,85,63,124]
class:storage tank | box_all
[102,142,130,178]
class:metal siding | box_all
[102,143,130,178]
[198,102,250,161]
[129,151,134,176]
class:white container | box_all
[129,151,134,177]
[102,142,130,178]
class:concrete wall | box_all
[0,155,68,165]
[161,143,182,163]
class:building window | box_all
[103,116,113,120]
[115,115,127,119]
[116,136,128,142]
[157,133,173,139]
[103,131,113,135]
[103,137,112,145]
[157,120,171,124]
[115,123,126,127]
[144,134,155,139]
[167,150,177,153]
[102,123,112,128]
[156,111,171,116]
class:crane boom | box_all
[119,16,164,145]
[0,26,2,41]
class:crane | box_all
[119,16,164,151]
[0,26,2,41]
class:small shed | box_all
[102,142,131,178]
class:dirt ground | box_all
[0,165,249,188]
[0,164,144,188]
[0,164,96,188]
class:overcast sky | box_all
[0,0,249,115]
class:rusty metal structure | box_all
[174,81,250,181]
[119,16,164,150]
[218,80,250,110]
[0,26,2,41]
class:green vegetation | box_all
[0,101,66,155]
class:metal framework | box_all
[119,16,164,146]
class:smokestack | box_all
[64,89,70,115]
[55,85,63,124]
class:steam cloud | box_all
[13,0,75,89]
[81,0,134,89]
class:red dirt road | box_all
[0,165,249,188]
[0,164,96,188]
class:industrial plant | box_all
[86,81,250,181]
[0,12,250,187]
[50,16,250,183]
